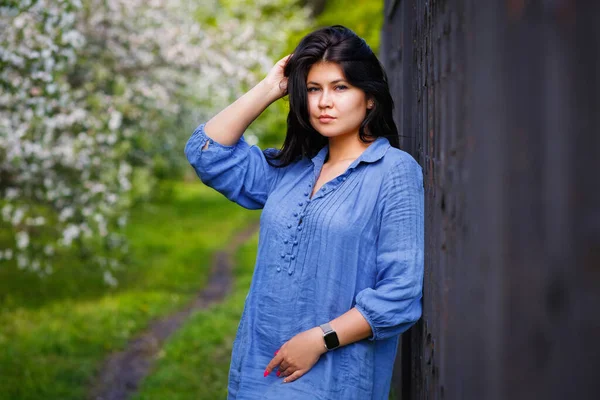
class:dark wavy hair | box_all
[266,25,399,168]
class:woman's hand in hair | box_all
[261,54,292,102]
[263,327,326,383]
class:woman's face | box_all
[306,62,371,140]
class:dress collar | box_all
[310,136,391,171]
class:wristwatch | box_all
[319,323,340,351]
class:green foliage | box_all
[315,0,384,53]
[284,0,383,57]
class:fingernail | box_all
[264,369,269,377]
[276,371,281,377]
[274,350,279,355]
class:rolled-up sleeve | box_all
[184,123,281,209]
[354,154,424,341]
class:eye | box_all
[335,85,348,91]
[307,87,319,92]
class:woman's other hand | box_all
[263,327,326,383]
[261,54,292,101]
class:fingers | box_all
[277,361,290,377]
[264,346,303,381]
[283,369,305,383]
[278,53,293,64]
[276,54,293,70]
[264,352,283,377]
[279,78,288,95]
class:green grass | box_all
[132,230,259,400]
[0,181,260,400]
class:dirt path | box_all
[89,221,260,400]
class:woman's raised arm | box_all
[184,55,293,210]
[203,54,292,147]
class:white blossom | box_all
[0,0,309,277]
[5,188,19,200]
[103,270,118,287]
[44,245,54,256]
[61,225,80,246]
[59,207,74,221]
[108,111,122,131]
[11,208,25,226]
[17,254,28,269]
[15,232,29,249]
[2,205,13,221]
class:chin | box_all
[314,130,338,138]
[317,128,355,139]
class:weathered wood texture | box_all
[381,0,600,399]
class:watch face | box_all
[324,331,340,349]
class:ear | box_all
[366,96,375,109]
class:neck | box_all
[326,132,373,163]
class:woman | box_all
[185,25,424,400]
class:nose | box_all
[318,89,332,109]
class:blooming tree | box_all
[0,0,309,282]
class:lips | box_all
[318,115,336,123]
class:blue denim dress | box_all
[185,123,424,400]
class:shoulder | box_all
[373,147,424,205]
[372,148,424,221]
[379,146,423,181]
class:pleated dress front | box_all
[185,123,424,400]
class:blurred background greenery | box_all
[0,0,384,398]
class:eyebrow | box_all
[306,79,347,85]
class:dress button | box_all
[342,176,347,181]
[297,226,302,231]
[284,239,289,244]
[291,255,295,260]
[287,223,292,228]
[298,202,303,206]
[293,240,298,245]
[276,267,281,272]
[288,269,293,275]
[304,192,309,196]
[280,253,285,258]
[293,212,298,217]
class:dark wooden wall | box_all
[381,0,600,398]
